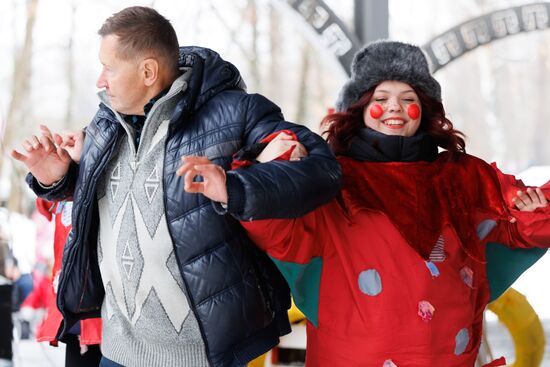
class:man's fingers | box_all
[10,149,26,162]
[22,140,34,152]
[184,182,204,193]
[40,135,54,153]
[59,132,76,144]
[179,156,212,178]
[176,161,196,176]
[30,135,41,149]
[40,125,54,140]
[57,146,72,163]
[184,168,200,190]
[181,155,211,165]
[53,133,64,146]
[193,164,222,176]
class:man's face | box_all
[96,35,148,115]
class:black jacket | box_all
[28,46,341,366]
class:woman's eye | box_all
[374,98,386,102]
[403,98,415,103]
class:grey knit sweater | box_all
[96,70,209,367]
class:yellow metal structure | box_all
[488,288,545,367]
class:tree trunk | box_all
[247,0,260,92]
[268,4,281,102]
[64,0,76,128]
[295,45,311,124]
[3,0,39,213]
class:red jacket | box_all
[243,154,550,367]
[35,199,102,346]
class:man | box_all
[5,257,33,314]
[5,256,34,340]
[11,6,340,367]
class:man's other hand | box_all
[177,156,228,204]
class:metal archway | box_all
[422,2,550,72]
[274,0,362,77]
[278,1,550,76]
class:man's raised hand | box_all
[40,125,85,163]
[11,127,72,186]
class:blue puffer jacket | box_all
[27,46,341,366]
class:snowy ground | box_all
[8,319,550,366]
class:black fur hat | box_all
[335,40,441,112]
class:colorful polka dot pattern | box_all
[360,234,473,362]
[454,328,470,355]
[358,269,382,296]
[476,219,497,240]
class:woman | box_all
[182,41,550,367]
[34,127,102,367]
[35,198,102,367]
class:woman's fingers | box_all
[525,188,539,204]
[272,132,294,141]
[513,188,549,211]
[516,190,529,205]
[536,188,548,205]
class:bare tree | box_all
[268,3,281,102]
[205,1,253,61]
[533,38,550,166]
[4,0,38,148]
[295,44,311,123]
[65,0,77,128]
[3,0,39,213]
[247,0,260,92]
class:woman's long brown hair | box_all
[323,85,466,160]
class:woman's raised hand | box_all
[512,188,548,211]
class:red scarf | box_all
[337,153,509,261]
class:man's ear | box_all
[141,58,159,86]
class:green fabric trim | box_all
[486,243,547,302]
[270,256,322,327]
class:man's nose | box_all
[96,73,107,89]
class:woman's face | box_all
[363,81,422,137]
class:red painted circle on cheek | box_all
[407,104,420,120]
[369,104,383,119]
